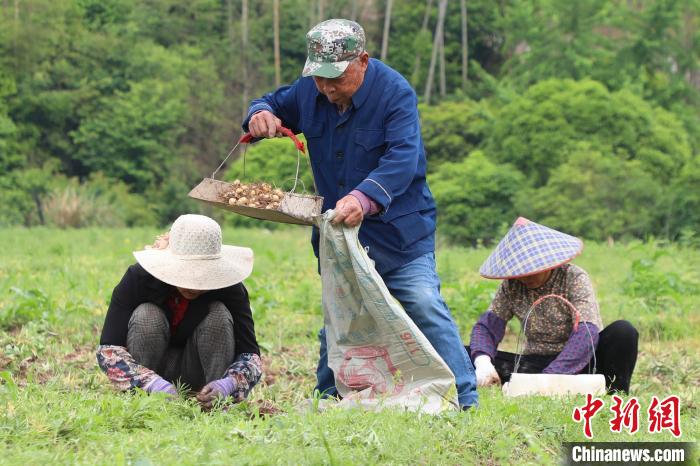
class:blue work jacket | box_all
[243,59,436,275]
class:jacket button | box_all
[336,151,344,159]
[339,181,345,188]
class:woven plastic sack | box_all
[317,210,458,413]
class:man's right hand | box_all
[248,110,283,138]
[474,355,501,387]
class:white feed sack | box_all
[317,210,458,414]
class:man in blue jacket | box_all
[244,19,477,409]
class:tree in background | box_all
[0,0,696,244]
[424,0,449,104]
[419,100,493,168]
[273,0,281,87]
[516,148,662,241]
[487,79,691,186]
[498,0,617,86]
[380,0,394,61]
[665,156,700,240]
[460,0,468,90]
[497,0,700,143]
[410,0,434,87]
[429,151,524,245]
[612,0,700,108]
[0,74,18,173]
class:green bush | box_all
[623,251,698,312]
[419,100,494,170]
[488,79,692,186]
[82,173,157,227]
[0,174,39,227]
[145,173,204,227]
[0,73,20,172]
[223,136,315,194]
[0,168,159,228]
[42,175,157,228]
[0,288,52,329]
[444,280,496,334]
[515,147,662,241]
[71,76,187,191]
[0,163,58,227]
[43,181,117,228]
[220,136,316,229]
[665,156,700,240]
[430,151,524,245]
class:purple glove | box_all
[144,376,178,396]
[196,376,237,410]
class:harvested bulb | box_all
[221,180,284,210]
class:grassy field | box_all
[0,226,698,465]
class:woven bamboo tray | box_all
[189,126,323,226]
[189,177,322,226]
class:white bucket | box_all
[502,373,606,397]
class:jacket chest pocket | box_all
[303,120,326,165]
[354,128,385,173]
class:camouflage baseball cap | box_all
[302,19,366,78]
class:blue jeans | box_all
[315,252,478,407]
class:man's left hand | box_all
[332,195,364,227]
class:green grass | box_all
[1,227,698,465]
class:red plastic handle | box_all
[238,126,305,153]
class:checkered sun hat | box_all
[479,217,583,279]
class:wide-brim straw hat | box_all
[134,214,253,290]
[479,217,583,280]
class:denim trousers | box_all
[315,252,479,407]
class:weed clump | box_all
[623,252,698,308]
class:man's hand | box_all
[332,195,364,227]
[474,355,501,387]
[248,110,283,138]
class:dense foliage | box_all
[0,0,698,244]
[488,79,691,186]
[430,151,523,245]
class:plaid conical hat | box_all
[480,217,583,279]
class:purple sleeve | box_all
[349,190,381,215]
[542,322,600,374]
[469,311,507,360]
